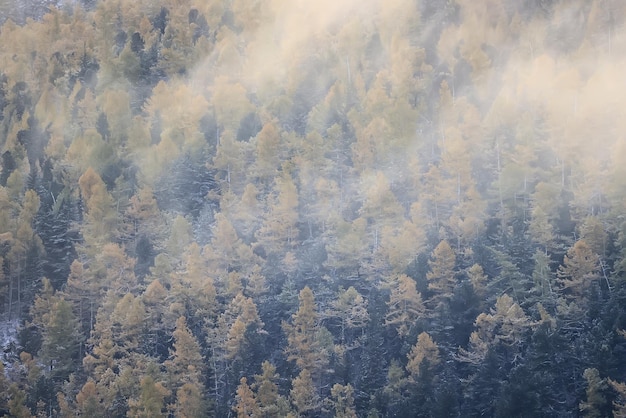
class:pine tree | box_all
[406,332,440,380]
[253,361,285,417]
[75,380,105,418]
[39,298,82,383]
[385,274,424,337]
[326,286,369,351]
[579,368,608,418]
[165,317,205,392]
[233,377,261,418]
[331,383,357,418]
[282,287,329,374]
[127,375,169,418]
[78,167,119,244]
[173,383,208,418]
[7,383,33,418]
[255,170,300,259]
[289,369,319,417]
[609,378,626,418]
[426,240,457,312]
[556,239,599,302]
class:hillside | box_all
[0,0,626,416]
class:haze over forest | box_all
[0,0,626,416]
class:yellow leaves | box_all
[79,168,119,244]
[252,121,281,179]
[226,318,247,360]
[335,287,369,327]
[426,240,456,306]
[233,377,261,418]
[459,294,533,364]
[406,332,440,379]
[254,171,299,257]
[467,263,488,298]
[283,287,329,374]
[385,274,424,337]
[360,171,404,226]
[556,239,600,302]
[379,221,425,272]
[608,378,626,418]
[290,369,319,416]
[168,316,205,386]
[325,217,368,272]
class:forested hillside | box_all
[0,0,626,416]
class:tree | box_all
[76,380,105,418]
[609,378,626,418]
[331,383,357,418]
[325,217,369,275]
[283,286,329,375]
[360,172,404,226]
[173,383,207,418]
[233,377,261,418]
[532,250,554,298]
[254,170,300,259]
[325,286,369,351]
[170,241,217,321]
[127,375,169,418]
[39,298,82,383]
[250,121,281,182]
[166,215,192,262]
[253,361,286,418]
[406,332,440,380]
[165,316,205,392]
[579,368,608,418]
[0,361,10,414]
[7,383,33,418]
[63,260,100,336]
[459,294,533,365]
[385,274,425,337]
[6,189,44,319]
[290,369,319,417]
[223,293,264,361]
[556,239,600,302]
[426,240,456,312]
[467,263,488,300]
[78,167,119,244]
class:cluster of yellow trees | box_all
[0,0,625,416]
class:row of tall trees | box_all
[0,0,626,416]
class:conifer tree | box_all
[165,316,205,392]
[556,240,600,302]
[253,361,286,418]
[39,298,82,383]
[426,240,456,312]
[127,375,169,418]
[385,274,424,337]
[331,383,358,418]
[233,377,261,418]
[290,369,319,417]
[406,332,440,380]
[75,380,105,418]
[283,286,329,374]
[78,167,119,244]
[579,368,608,418]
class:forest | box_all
[0,0,625,416]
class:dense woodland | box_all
[0,0,625,416]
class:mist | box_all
[0,0,625,416]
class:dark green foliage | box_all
[152,7,169,35]
[0,150,15,186]
[236,112,263,142]
[154,154,218,218]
